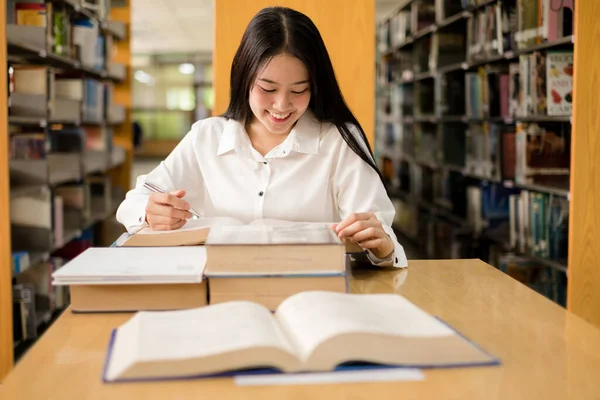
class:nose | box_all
[273,91,292,110]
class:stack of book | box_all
[51,219,355,312]
[204,223,348,310]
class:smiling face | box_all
[248,53,311,136]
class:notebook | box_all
[102,291,499,383]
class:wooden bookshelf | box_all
[375,1,581,312]
[568,1,600,327]
[108,2,132,193]
[213,0,376,145]
[0,0,132,381]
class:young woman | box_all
[116,7,407,268]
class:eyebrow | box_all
[258,78,309,85]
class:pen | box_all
[143,181,202,220]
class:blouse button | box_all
[259,191,264,197]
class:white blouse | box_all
[116,112,408,268]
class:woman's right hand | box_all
[145,189,193,230]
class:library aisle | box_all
[374,0,589,312]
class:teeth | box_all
[269,111,291,120]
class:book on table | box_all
[204,223,349,309]
[207,273,349,310]
[119,217,364,253]
[204,222,346,275]
[51,247,208,312]
[102,291,499,383]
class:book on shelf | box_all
[496,254,567,305]
[508,189,568,260]
[515,122,570,187]
[103,291,499,383]
[51,247,208,312]
[12,283,37,340]
[14,2,47,27]
[546,51,573,116]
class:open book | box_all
[103,291,498,382]
[120,217,364,253]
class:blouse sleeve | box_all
[116,121,205,234]
[331,125,408,268]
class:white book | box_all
[103,291,498,383]
[51,247,207,285]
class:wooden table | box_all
[1,259,600,399]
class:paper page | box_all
[234,367,424,386]
[206,223,340,245]
[275,291,455,360]
[51,247,206,283]
[250,219,335,229]
[136,216,243,235]
[134,302,297,362]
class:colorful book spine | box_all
[546,51,573,116]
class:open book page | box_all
[249,219,363,252]
[274,291,455,362]
[249,219,335,228]
[105,302,298,381]
[206,223,341,245]
[136,216,244,235]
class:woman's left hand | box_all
[333,212,394,259]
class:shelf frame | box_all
[0,1,13,382]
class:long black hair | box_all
[222,6,382,180]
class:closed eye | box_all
[258,86,276,93]
[292,88,308,94]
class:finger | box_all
[335,212,374,233]
[338,220,377,238]
[149,218,187,231]
[170,189,187,198]
[152,192,190,210]
[355,237,386,250]
[349,227,385,243]
[147,214,186,226]
[147,202,193,220]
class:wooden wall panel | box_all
[0,0,13,382]
[213,0,376,145]
[568,1,600,328]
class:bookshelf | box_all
[376,0,581,310]
[0,0,132,381]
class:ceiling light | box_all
[178,63,195,75]
[134,70,155,86]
